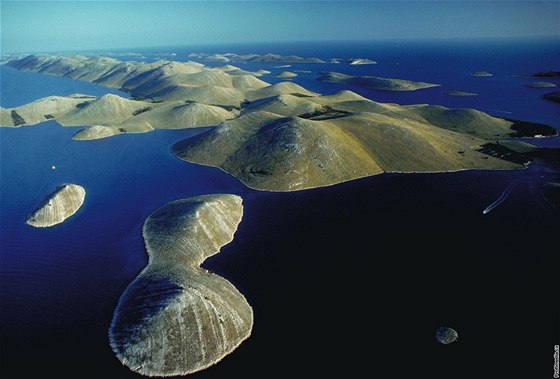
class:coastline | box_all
[174,153,533,193]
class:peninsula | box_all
[109,194,252,376]
[26,184,86,227]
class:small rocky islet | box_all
[436,327,459,344]
[26,184,86,228]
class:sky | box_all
[1,1,559,53]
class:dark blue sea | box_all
[1,39,559,378]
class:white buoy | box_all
[51,165,56,170]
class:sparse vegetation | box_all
[505,118,558,137]
[477,143,560,168]
[11,110,26,126]
[243,167,271,176]
[299,105,349,119]
[213,104,241,112]
[132,107,152,116]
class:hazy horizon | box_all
[1,1,559,54]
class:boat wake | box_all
[483,172,560,215]
[483,178,524,214]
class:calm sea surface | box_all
[1,39,559,378]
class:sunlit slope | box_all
[110,194,252,376]
[56,94,151,126]
[173,91,526,191]
[6,55,305,107]
[1,93,236,139]
[26,184,86,228]
[0,95,95,126]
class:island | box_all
[436,327,459,344]
[275,71,297,78]
[525,81,557,88]
[348,58,376,65]
[0,94,238,139]
[316,71,440,91]
[26,184,86,227]
[204,53,231,63]
[447,91,478,96]
[109,194,252,376]
[527,70,560,78]
[543,91,560,104]
[172,89,556,191]
[471,71,493,77]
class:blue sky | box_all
[1,1,559,53]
